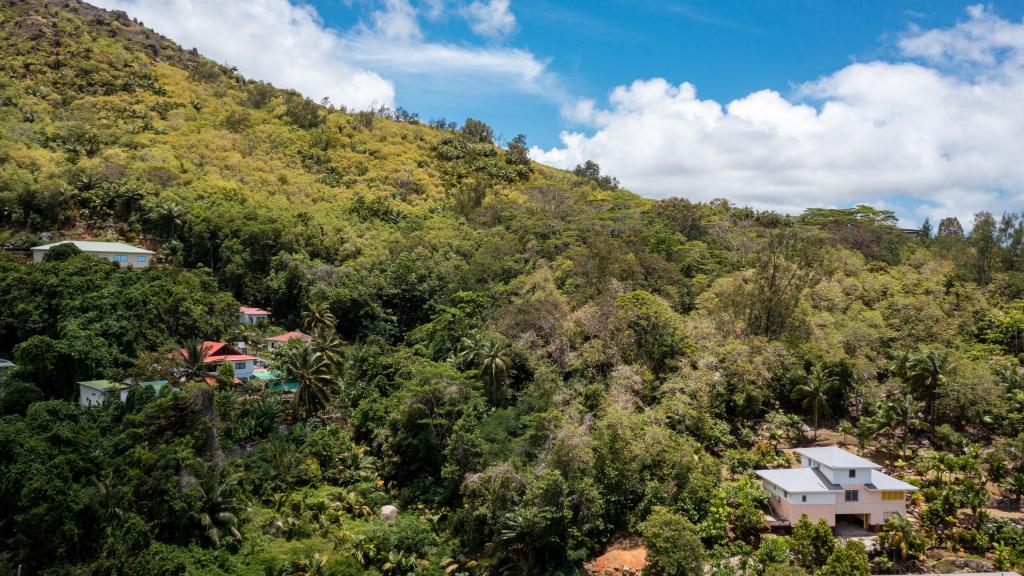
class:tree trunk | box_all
[200,387,223,465]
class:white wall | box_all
[33,250,151,268]
[79,386,109,407]
[231,359,254,379]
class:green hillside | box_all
[1,1,1024,575]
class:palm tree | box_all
[878,513,925,565]
[997,363,1024,391]
[874,394,925,458]
[191,460,244,547]
[302,301,336,333]
[311,326,345,372]
[791,364,835,442]
[458,335,510,405]
[179,338,211,383]
[477,340,509,405]
[278,344,338,419]
[906,349,953,424]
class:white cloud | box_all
[93,0,555,111]
[464,0,516,39]
[93,0,395,110]
[534,5,1024,224]
[371,0,423,41]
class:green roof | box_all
[78,379,125,392]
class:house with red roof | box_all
[180,341,257,380]
[239,306,271,325]
[265,330,314,351]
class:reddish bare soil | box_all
[585,538,647,575]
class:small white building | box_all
[757,446,917,529]
[79,380,126,407]
[239,306,271,325]
[31,240,155,268]
[80,379,173,407]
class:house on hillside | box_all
[756,446,917,529]
[265,330,313,351]
[179,341,257,380]
[31,240,155,268]
[79,379,174,407]
[79,380,125,407]
[239,306,271,325]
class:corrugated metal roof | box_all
[32,240,154,255]
[756,468,841,493]
[865,471,918,492]
[795,446,880,469]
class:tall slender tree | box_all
[792,364,835,441]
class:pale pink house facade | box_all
[756,446,917,529]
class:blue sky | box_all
[299,0,1024,149]
[95,0,1024,224]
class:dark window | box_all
[802,495,807,502]
[849,469,856,478]
[845,490,859,502]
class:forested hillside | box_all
[2,1,1024,575]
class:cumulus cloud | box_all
[534,5,1024,223]
[93,0,394,110]
[92,0,555,110]
[464,0,517,39]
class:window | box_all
[881,491,903,501]
[136,255,147,263]
[113,255,128,262]
[849,469,857,478]
[845,490,859,502]
[234,362,247,370]
[801,495,807,502]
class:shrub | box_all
[641,506,705,576]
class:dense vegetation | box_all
[2,1,1024,574]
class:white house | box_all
[756,446,917,529]
[239,306,271,325]
[80,379,174,407]
[31,240,155,268]
[178,341,257,381]
[79,380,126,407]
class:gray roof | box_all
[757,468,841,493]
[795,446,880,469]
[865,471,918,492]
[0,359,14,369]
[31,240,154,255]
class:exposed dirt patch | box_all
[585,537,647,576]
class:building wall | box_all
[33,250,152,268]
[79,386,109,407]
[800,456,874,485]
[835,486,908,525]
[239,313,270,325]
[228,359,254,379]
[769,494,836,526]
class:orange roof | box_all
[266,330,313,343]
[240,306,271,315]
[179,341,256,363]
